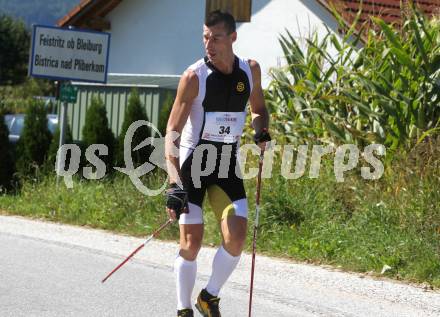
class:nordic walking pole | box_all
[248,148,265,317]
[101,218,174,283]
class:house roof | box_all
[57,0,122,30]
[59,0,440,32]
[316,0,439,35]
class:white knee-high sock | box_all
[175,255,197,310]
[206,245,240,297]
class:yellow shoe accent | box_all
[195,289,221,317]
[177,308,194,317]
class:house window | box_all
[206,0,252,23]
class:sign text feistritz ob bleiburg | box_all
[29,25,110,83]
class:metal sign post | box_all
[56,100,68,186]
[56,82,77,185]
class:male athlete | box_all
[165,10,270,317]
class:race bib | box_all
[201,111,246,143]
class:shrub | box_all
[0,78,54,114]
[16,100,52,177]
[47,123,73,169]
[115,88,151,166]
[0,14,30,85]
[82,96,115,169]
[0,112,14,190]
[158,91,175,135]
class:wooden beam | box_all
[83,17,111,31]
[205,0,252,22]
[94,0,122,17]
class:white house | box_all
[58,0,438,87]
[57,0,439,139]
[57,0,354,87]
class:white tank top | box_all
[180,56,253,150]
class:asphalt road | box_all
[1,215,439,317]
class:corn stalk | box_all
[266,6,440,151]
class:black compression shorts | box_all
[179,141,248,224]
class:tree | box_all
[115,88,151,166]
[47,123,73,167]
[82,96,115,168]
[16,100,52,176]
[0,14,30,85]
[158,91,175,136]
[0,112,14,190]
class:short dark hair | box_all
[205,10,236,34]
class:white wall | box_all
[107,0,205,75]
[106,0,342,87]
[234,0,342,87]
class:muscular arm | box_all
[165,69,198,185]
[248,60,269,135]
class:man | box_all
[165,10,270,317]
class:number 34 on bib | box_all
[202,111,246,143]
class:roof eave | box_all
[57,0,95,27]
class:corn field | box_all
[266,7,440,151]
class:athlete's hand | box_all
[165,183,188,221]
[254,128,271,151]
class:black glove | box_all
[254,128,271,144]
[165,183,188,220]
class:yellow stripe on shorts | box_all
[207,184,236,222]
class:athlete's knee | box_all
[179,238,202,261]
[179,223,203,261]
[221,217,247,255]
[223,232,246,256]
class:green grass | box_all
[1,151,439,288]
[254,154,440,287]
[0,172,179,239]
